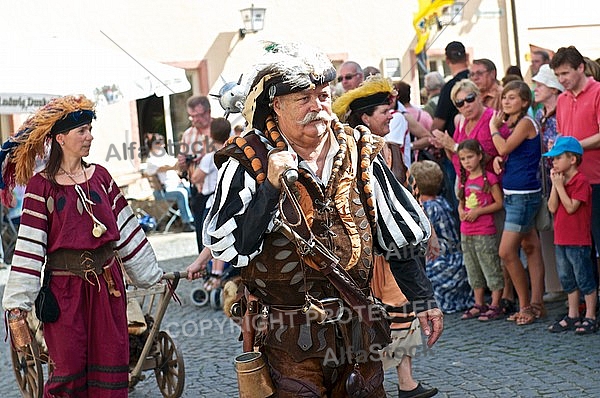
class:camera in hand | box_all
[180,154,198,180]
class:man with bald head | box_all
[338,60,364,92]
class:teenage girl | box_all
[457,139,505,321]
[489,80,545,326]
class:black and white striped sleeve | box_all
[371,155,431,252]
[202,158,280,267]
[371,155,436,305]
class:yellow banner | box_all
[413,0,455,54]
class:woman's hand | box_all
[417,307,444,347]
[492,156,504,174]
[489,110,505,132]
[430,129,455,151]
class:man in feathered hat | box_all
[2,95,162,396]
[189,42,443,397]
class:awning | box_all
[0,35,191,114]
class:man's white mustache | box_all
[299,111,332,126]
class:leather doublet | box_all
[239,131,375,306]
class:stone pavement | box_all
[1,231,599,397]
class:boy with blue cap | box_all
[544,136,597,334]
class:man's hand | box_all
[417,307,444,347]
[186,247,212,280]
[267,151,296,189]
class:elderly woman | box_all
[430,79,517,316]
[533,64,566,303]
[430,79,509,176]
[2,95,162,396]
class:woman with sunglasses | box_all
[430,79,509,177]
[431,79,516,319]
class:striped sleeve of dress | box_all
[2,190,48,311]
[371,155,431,252]
[108,177,162,288]
[203,158,280,267]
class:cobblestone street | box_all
[1,231,599,397]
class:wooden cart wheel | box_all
[10,339,44,398]
[154,331,185,398]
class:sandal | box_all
[506,312,519,322]
[515,306,536,326]
[461,304,488,320]
[531,303,547,319]
[575,318,597,335]
[478,305,503,321]
[548,315,580,333]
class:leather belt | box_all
[267,298,346,327]
[46,244,115,281]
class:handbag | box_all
[34,269,60,323]
[535,132,553,231]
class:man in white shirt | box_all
[146,134,195,232]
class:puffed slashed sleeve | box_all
[203,158,280,267]
[371,155,431,251]
[2,188,48,311]
[109,179,162,288]
[370,155,436,305]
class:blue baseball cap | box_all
[542,136,583,157]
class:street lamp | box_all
[239,4,266,38]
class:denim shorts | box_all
[555,245,598,295]
[503,191,542,233]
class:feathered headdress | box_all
[332,76,396,122]
[241,41,337,132]
[0,95,95,205]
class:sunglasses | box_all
[454,92,477,108]
[337,73,359,83]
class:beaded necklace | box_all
[61,166,107,238]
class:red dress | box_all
[6,165,161,397]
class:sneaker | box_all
[543,291,567,303]
[181,223,196,233]
[398,383,438,398]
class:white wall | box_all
[3,0,600,179]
